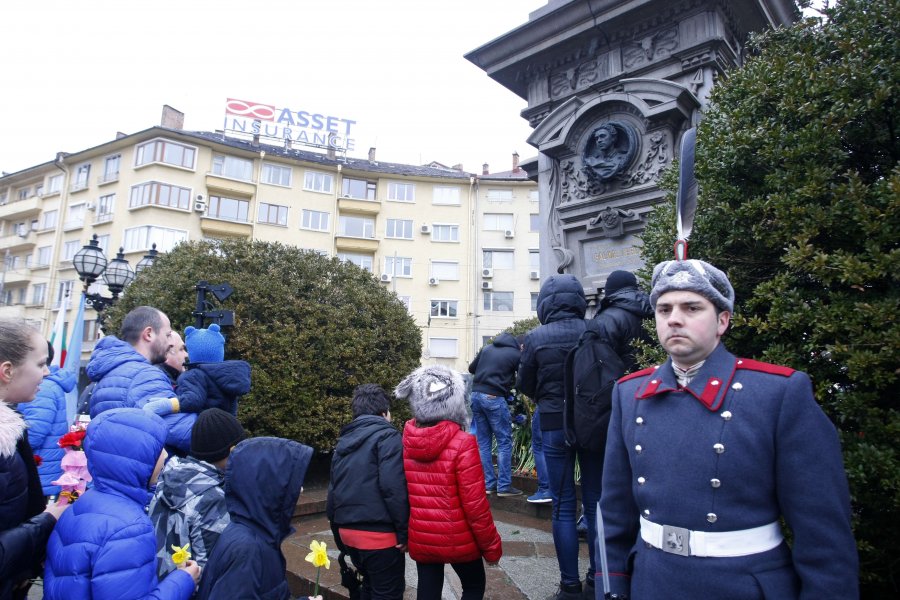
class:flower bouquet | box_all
[52,424,91,504]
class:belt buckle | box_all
[661,524,691,556]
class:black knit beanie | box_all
[604,270,637,296]
[190,408,245,463]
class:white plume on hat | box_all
[394,365,468,429]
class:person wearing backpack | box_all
[516,275,587,600]
[562,270,652,598]
[468,332,523,497]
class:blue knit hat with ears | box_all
[184,323,226,363]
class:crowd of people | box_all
[0,257,859,600]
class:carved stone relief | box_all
[622,25,679,69]
[582,122,639,184]
[621,130,671,188]
[587,206,637,239]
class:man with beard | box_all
[87,306,197,454]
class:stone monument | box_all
[466,0,797,303]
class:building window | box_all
[433,186,461,205]
[483,213,514,231]
[135,139,196,169]
[55,280,74,308]
[385,219,413,239]
[339,215,375,238]
[62,240,80,261]
[42,210,58,230]
[397,296,412,312]
[15,288,26,305]
[46,174,62,195]
[384,256,412,277]
[342,178,376,200]
[487,188,513,202]
[261,163,292,187]
[212,155,254,181]
[97,194,115,222]
[529,190,539,202]
[530,213,540,232]
[72,164,91,191]
[531,292,539,312]
[483,249,514,269]
[130,181,191,210]
[123,225,188,252]
[258,202,288,226]
[31,283,47,306]
[430,261,459,280]
[304,170,334,193]
[430,300,458,318]
[529,250,540,270]
[337,252,374,272]
[64,204,87,230]
[17,188,30,201]
[301,209,330,231]
[387,182,415,202]
[432,224,459,242]
[83,320,99,347]
[429,337,458,358]
[101,154,121,183]
[95,234,110,253]
[484,290,514,312]
[208,195,250,222]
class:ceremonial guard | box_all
[599,258,858,599]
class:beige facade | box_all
[0,110,538,372]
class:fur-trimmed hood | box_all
[0,401,26,459]
[394,365,468,429]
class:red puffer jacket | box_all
[403,419,502,564]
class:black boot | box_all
[555,581,583,600]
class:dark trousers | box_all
[347,546,406,600]
[415,559,485,600]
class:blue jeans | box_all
[543,427,604,586]
[531,408,549,493]
[470,392,513,491]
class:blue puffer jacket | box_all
[175,360,251,415]
[86,336,196,454]
[516,274,587,430]
[197,437,312,600]
[43,408,196,600]
[20,367,77,495]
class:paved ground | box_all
[285,487,589,600]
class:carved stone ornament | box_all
[581,121,639,184]
[621,130,670,188]
[587,206,636,239]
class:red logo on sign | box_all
[225,98,276,121]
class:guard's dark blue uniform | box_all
[600,343,858,599]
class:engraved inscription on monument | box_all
[583,235,644,276]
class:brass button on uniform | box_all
[635,445,643,454]
[707,513,718,523]
[637,476,646,485]
[714,443,725,454]
[710,478,721,488]
[721,411,733,421]
[636,416,644,425]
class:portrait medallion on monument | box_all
[581,121,639,184]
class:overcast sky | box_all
[0,0,545,176]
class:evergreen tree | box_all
[640,0,899,592]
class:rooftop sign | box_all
[223,98,356,152]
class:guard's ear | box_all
[0,360,14,384]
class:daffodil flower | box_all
[304,539,329,595]
[171,544,192,566]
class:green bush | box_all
[639,1,899,593]
[103,239,421,450]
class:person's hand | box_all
[178,559,201,587]
[143,398,179,416]
[395,543,408,552]
[44,500,70,521]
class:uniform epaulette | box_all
[618,366,658,383]
[735,358,795,377]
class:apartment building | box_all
[0,108,539,372]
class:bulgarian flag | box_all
[49,291,70,368]
[64,293,87,424]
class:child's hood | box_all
[402,419,461,463]
[188,361,252,396]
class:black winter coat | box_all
[197,437,312,600]
[327,415,409,544]
[468,332,521,397]
[516,275,587,431]
[593,286,653,372]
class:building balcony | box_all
[337,196,381,215]
[335,235,379,253]
[0,233,36,253]
[69,181,90,193]
[3,269,31,285]
[199,216,253,238]
[0,305,26,318]
[97,172,119,185]
[205,174,256,197]
[0,196,41,219]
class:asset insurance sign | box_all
[224,98,357,151]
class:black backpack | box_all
[563,319,627,453]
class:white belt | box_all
[640,516,783,557]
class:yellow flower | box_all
[171,544,192,566]
[305,539,330,569]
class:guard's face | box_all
[655,290,729,368]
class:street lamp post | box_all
[72,234,139,326]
